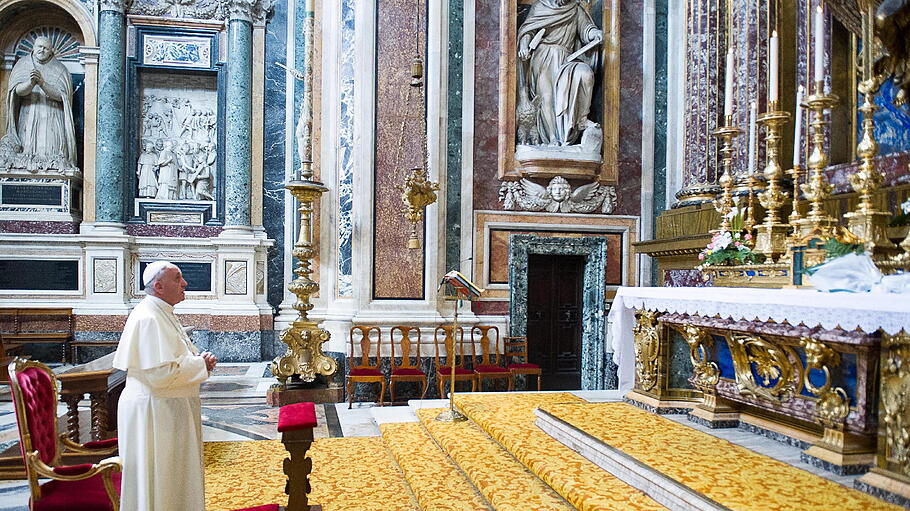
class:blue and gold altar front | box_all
[609,286,910,501]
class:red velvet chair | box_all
[346,325,386,409]
[390,325,428,403]
[472,326,510,391]
[8,357,121,511]
[434,325,475,398]
[504,336,542,391]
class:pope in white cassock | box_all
[114,261,218,511]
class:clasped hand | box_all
[201,351,218,372]
[29,69,43,86]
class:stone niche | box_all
[127,25,223,227]
[0,12,89,225]
[498,0,621,185]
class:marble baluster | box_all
[224,0,256,230]
[94,0,129,228]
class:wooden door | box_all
[526,254,585,390]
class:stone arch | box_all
[0,0,96,49]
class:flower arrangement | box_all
[698,199,765,268]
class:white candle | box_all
[793,85,804,168]
[724,49,735,117]
[748,101,757,174]
[813,5,825,85]
[769,30,779,103]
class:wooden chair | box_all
[346,326,386,409]
[434,325,475,399]
[390,326,428,403]
[8,357,121,510]
[504,336,541,391]
[472,326,510,391]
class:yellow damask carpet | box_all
[417,408,575,511]
[452,393,665,511]
[308,436,419,511]
[542,402,903,511]
[380,422,492,511]
[203,440,288,511]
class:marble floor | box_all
[0,363,876,509]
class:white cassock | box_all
[113,295,209,511]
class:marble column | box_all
[224,0,257,231]
[94,0,128,228]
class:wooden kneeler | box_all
[278,402,318,511]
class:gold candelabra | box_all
[797,81,839,239]
[712,115,744,233]
[401,166,439,249]
[754,102,792,261]
[271,162,339,385]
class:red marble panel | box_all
[126,224,223,238]
[372,0,427,299]
[0,221,78,234]
[472,300,508,316]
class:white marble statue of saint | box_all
[137,140,158,198]
[0,36,77,169]
[517,0,603,147]
[190,143,214,201]
[155,140,178,200]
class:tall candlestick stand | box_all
[744,172,758,235]
[843,87,896,255]
[798,81,839,239]
[271,162,339,386]
[712,115,744,233]
[755,103,792,262]
[787,164,803,242]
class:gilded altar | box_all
[609,286,910,496]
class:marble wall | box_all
[372,0,427,300]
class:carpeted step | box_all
[204,440,288,511]
[452,393,666,511]
[309,437,419,511]
[539,402,902,511]
[416,407,577,511]
[380,422,493,511]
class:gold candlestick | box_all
[843,82,897,255]
[712,115,744,233]
[271,163,339,386]
[797,81,839,239]
[745,172,758,234]
[754,103,792,262]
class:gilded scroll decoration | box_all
[881,330,910,476]
[633,310,661,393]
[728,334,799,402]
[801,337,851,429]
[680,324,719,390]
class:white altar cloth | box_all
[609,286,910,395]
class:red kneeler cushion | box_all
[277,402,317,432]
[508,363,540,369]
[474,365,509,373]
[392,368,425,376]
[349,368,382,377]
[437,366,473,375]
[34,472,121,511]
[82,438,118,450]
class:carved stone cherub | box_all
[499,175,616,214]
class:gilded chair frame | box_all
[472,326,510,391]
[8,357,120,510]
[434,325,475,399]
[389,325,428,403]
[346,325,386,409]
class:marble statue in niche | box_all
[499,175,616,213]
[516,0,603,161]
[0,36,78,172]
[137,140,158,197]
[138,94,216,201]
